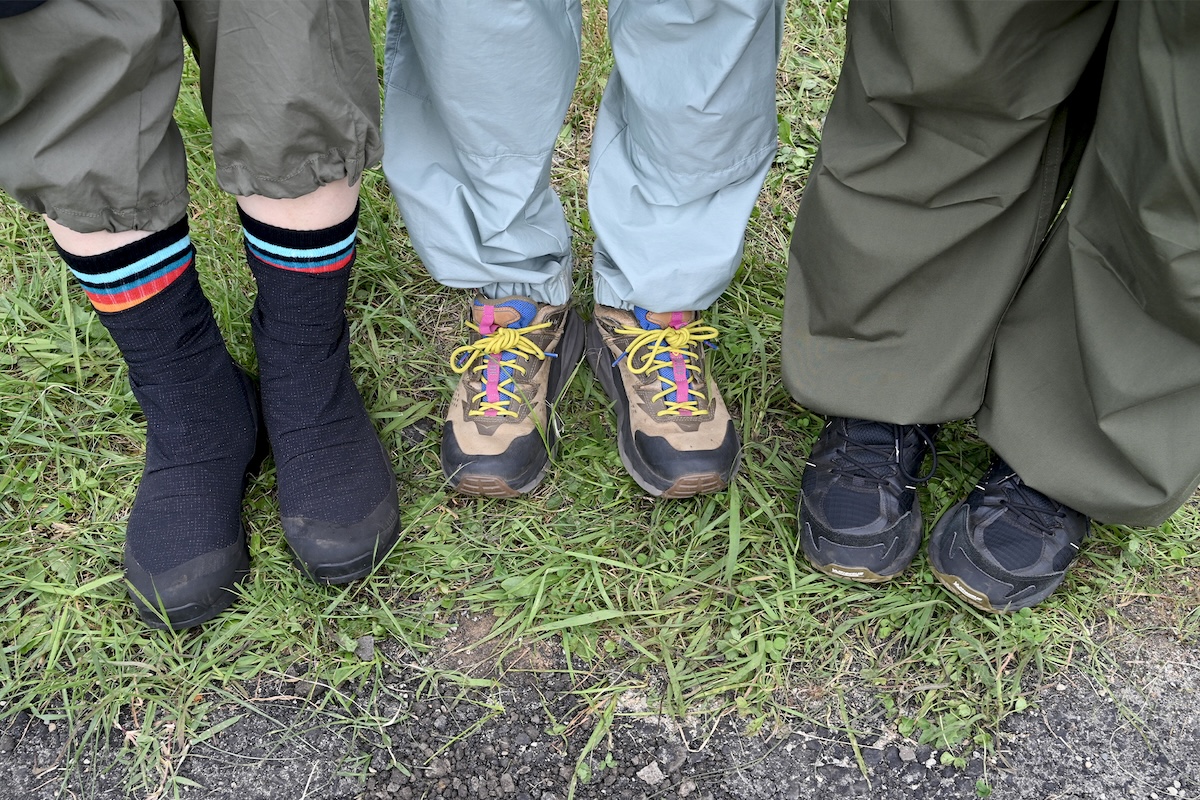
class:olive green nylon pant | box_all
[782,1,1200,526]
[0,0,380,233]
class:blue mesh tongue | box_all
[633,307,686,400]
[990,460,1055,513]
[471,298,540,401]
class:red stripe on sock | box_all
[254,249,354,274]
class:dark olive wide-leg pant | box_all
[782,1,1200,526]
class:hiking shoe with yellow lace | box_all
[442,296,584,497]
[586,305,739,498]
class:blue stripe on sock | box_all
[245,242,354,271]
[242,228,357,261]
[68,236,192,285]
[78,252,192,295]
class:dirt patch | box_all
[432,612,557,678]
[1,614,1196,799]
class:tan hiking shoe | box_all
[442,295,583,496]
[586,305,740,497]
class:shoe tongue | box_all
[473,297,538,333]
[469,298,539,411]
[635,308,696,330]
[985,459,1063,544]
[631,308,701,409]
[1019,486,1058,514]
[846,419,897,447]
[839,419,906,471]
[995,462,1058,514]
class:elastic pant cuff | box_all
[481,266,573,306]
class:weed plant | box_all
[1,1,1197,798]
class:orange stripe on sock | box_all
[87,261,190,312]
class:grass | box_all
[2,1,1198,798]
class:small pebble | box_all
[636,761,666,786]
[499,773,516,794]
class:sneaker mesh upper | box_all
[824,490,888,530]
[819,420,923,531]
[976,461,1079,573]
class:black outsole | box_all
[129,552,251,631]
[294,513,402,585]
[286,456,402,586]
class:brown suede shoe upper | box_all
[590,305,734,453]
[446,297,573,458]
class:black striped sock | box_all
[241,205,396,577]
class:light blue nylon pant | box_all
[381,0,783,312]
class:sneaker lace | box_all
[835,420,938,486]
[613,321,719,416]
[995,470,1066,535]
[450,319,555,417]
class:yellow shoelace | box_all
[614,321,719,416]
[450,320,553,417]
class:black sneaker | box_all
[928,458,1089,612]
[798,417,938,582]
[125,366,269,630]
